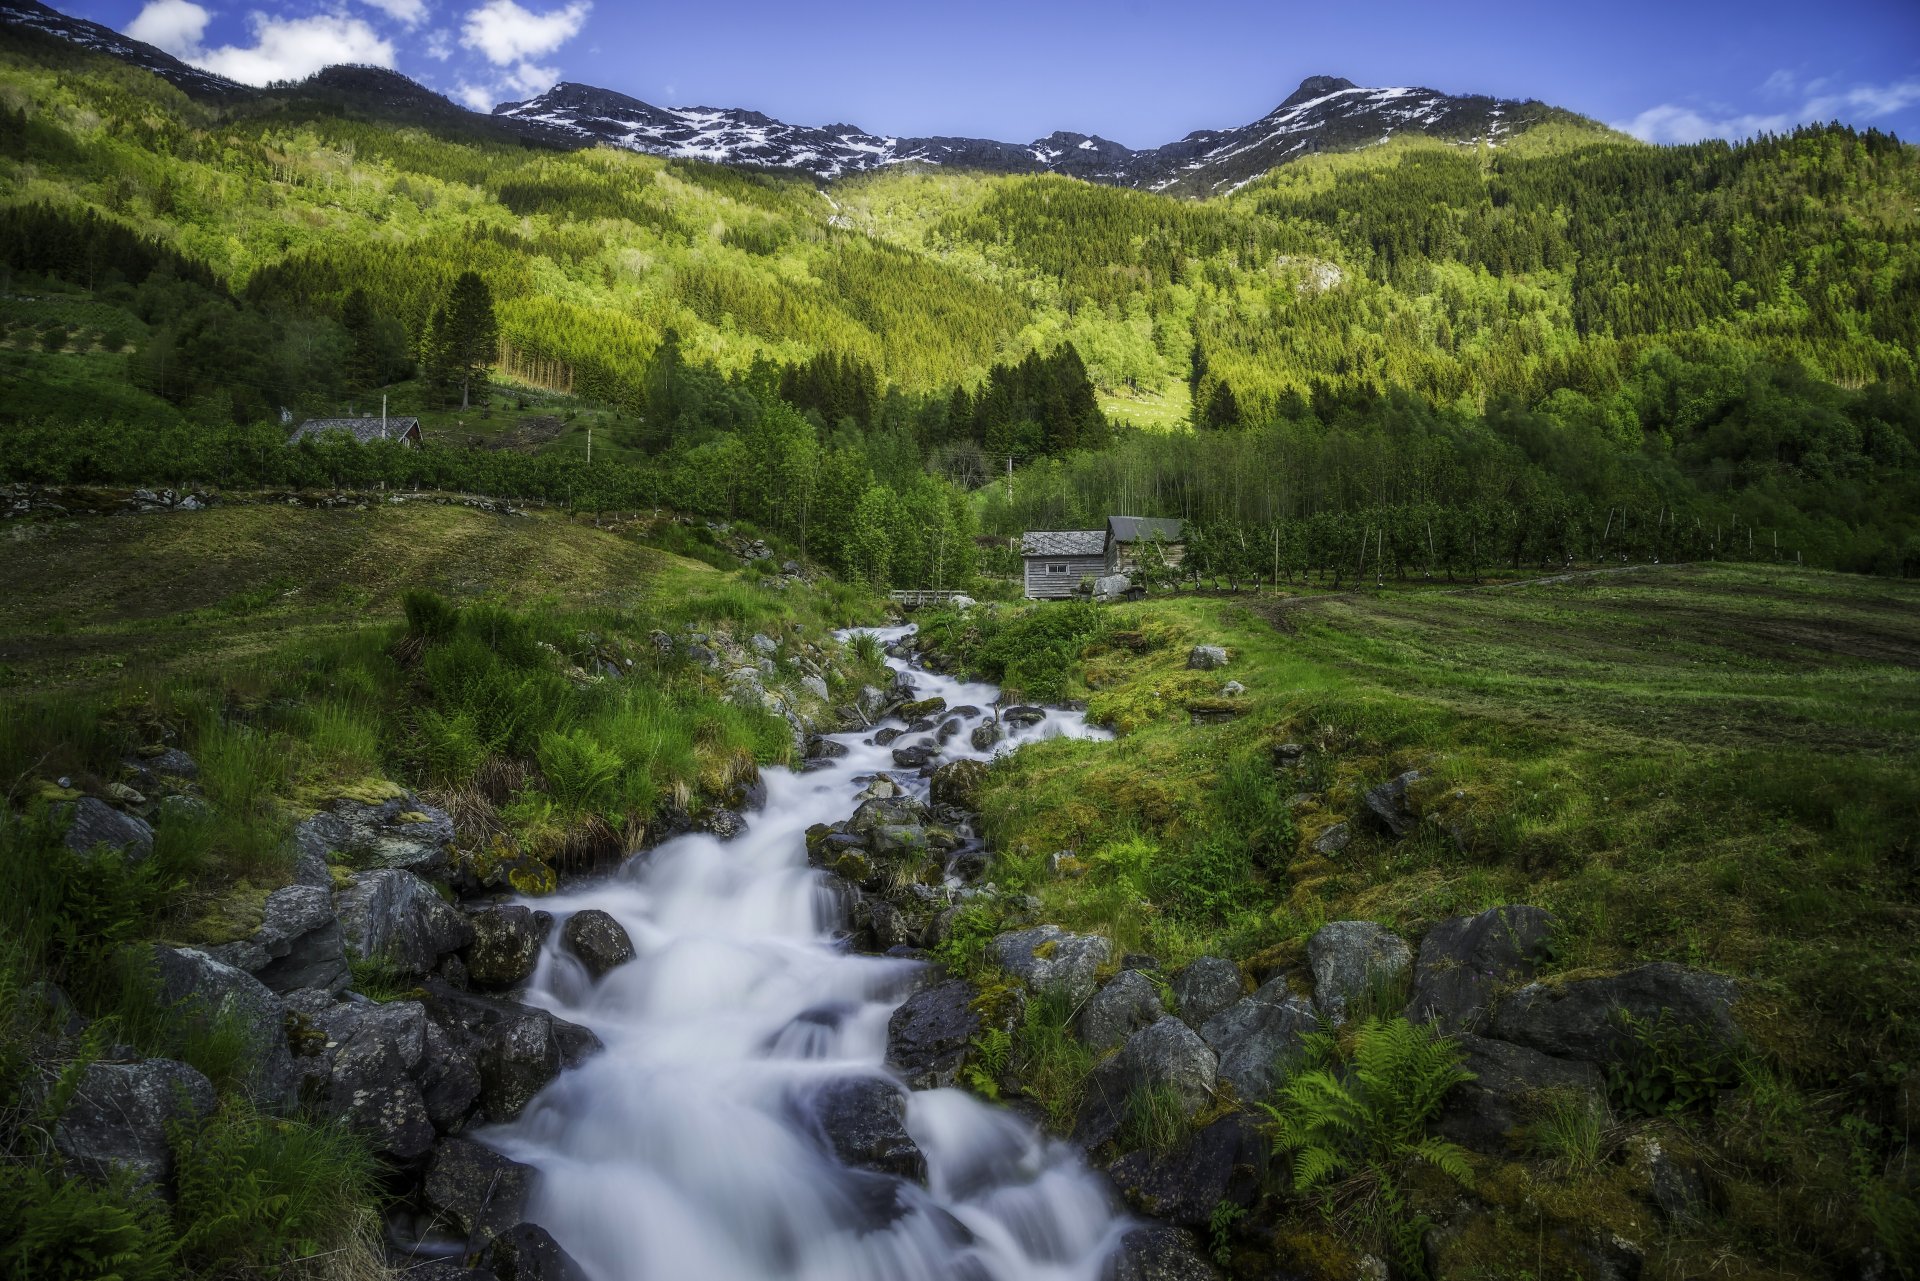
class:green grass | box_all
[938,564,1920,1278]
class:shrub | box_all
[1605,1009,1739,1117]
[536,728,623,816]
[402,589,459,642]
[1261,1016,1474,1278]
[0,1165,176,1281]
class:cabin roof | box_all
[1020,530,1106,558]
[1106,515,1184,544]
[288,417,420,445]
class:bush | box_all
[402,589,459,641]
[1606,1009,1740,1116]
[0,1165,176,1281]
[535,728,622,816]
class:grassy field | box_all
[933,565,1920,1277]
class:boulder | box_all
[1362,770,1423,838]
[992,926,1113,1004]
[969,722,1004,751]
[1101,1225,1221,1281]
[476,1222,588,1281]
[1075,1017,1218,1150]
[210,884,350,995]
[1219,680,1246,697]
[421,982,602,1124]
[1435,1034,1605,1155]
[148,747,199,780]
[424,1137,535,1249]
[750,632,779,655]
[1170,957,1244,1029]
[885,979,979,1089]
[150,945,298,1104]
[1185,646,1229,671]
[1407,905,1556,1034]
[561,910,634,979]
[1307,921,1412,1024]
[1107,1115,1263,1226]
[1000,705,1046,728]
[804,735,849,762]
[1077,969,1166,1052]
[1309,822,1350,857]
[873,727,903,747]
[1628,1133,1707,1226]
[465,907,552,990]
[929,759,989,809]
[335,868,475,980]
[702,809,748,840]
[898,696,948,721]
[61,797,153,861]
[808,1077,927,1182]
[302,999,438,1160]
[294,792,456,875]
[1197,975,1317,1102]
[1489,962,1741,1064]
[891,743,939,770]
[54,1058,216,1189]
[1092,573,1132,602]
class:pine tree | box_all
[1204,380,1242,430]
[425,271,497,410]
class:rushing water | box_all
[484,625,1131,1281]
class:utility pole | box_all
[587,425,592,465]
[381,394,387,439]
[1006,455,1013,501]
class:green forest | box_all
[1,31,1918,579]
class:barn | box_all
[1105,515,1185,574]
[287,416,422,447]
[1020,530,1107,599]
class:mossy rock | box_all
[898,696,948,721]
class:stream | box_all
[484,625,1133,1281]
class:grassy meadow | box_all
[925,565,1920,1277]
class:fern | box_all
[536,728,624,816]
[1259,1016,1475,1279]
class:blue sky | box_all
[74,0,1920,146]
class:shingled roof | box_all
[1020,530,1106,557]
[1107,515,1184,544]
[287,417,420,445]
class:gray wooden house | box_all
[1021,530,1106,599]
[1105,515,1185,573]
[288,416,422,447]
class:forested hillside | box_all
[2,31,1918,576]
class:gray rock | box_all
[211,884,350,995]
[150,946,298,1104]
[561,909,634,979]
[801,674,831,702]
[1092,573,1132,602]
[420,983,599,1125]
[702,809,748,840]
[1435,1033,1605,1154]
[1309,822,1350,856]
[1100,1224,1221,1281]
[970,722,1004,751]
[424,1137,535,1248]
[929,759,989,809]
[858,685,889,719]
[1170,957,1244,1029]
[1362,770,1423,838]
[465,907,552,990]
[1000,705,1046,728]
[419,1017,483,1132]
[61,797,154,862]
[1078,969,1166,1052]
[1107,1114,1263,1226]
[294,793,456,875]
[750,632,779,655]
[157,793,214,827]
[891,742,939,770]
[304,999,437,1160]
[1185,645,1229,671]
[1219,680,1246,697]
[149,747,199,780]
[1489,962,1741,1064]
[1407,905,1556,1034]
[1629,1133,1707,1226]
[1197,975,1317,1101]
[54,1058,216,1189]
[1075,1017,1218,1149]
[885,979,979,1089]
[476,1222,588,1281]
[335,868,474,980]
[1308,920,1413,1024]
[809,1076,927,1182]
[992,926,1113,1004]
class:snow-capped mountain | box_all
[497,75,1569,194]
[0,0,246,100]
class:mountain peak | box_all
[1279,75,1359,109]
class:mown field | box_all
[927,565,1920,1276]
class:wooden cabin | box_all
[1105,515,1185,574]
[1021,530,1106,599]
[288,416,422,447]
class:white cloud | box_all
[501,61,558,96]
[460,0,589,66]
[125,0,210,58]
[360,0,430,28]
[454,81,494,110]
[424,28,454,60]
[194,13,397,84]
[1760,69,1797,98]
[1617,76,1920,144]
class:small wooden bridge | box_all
[887,589,968,608]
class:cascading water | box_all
[484,625,1133,1281]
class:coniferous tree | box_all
[425,272,498,410]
